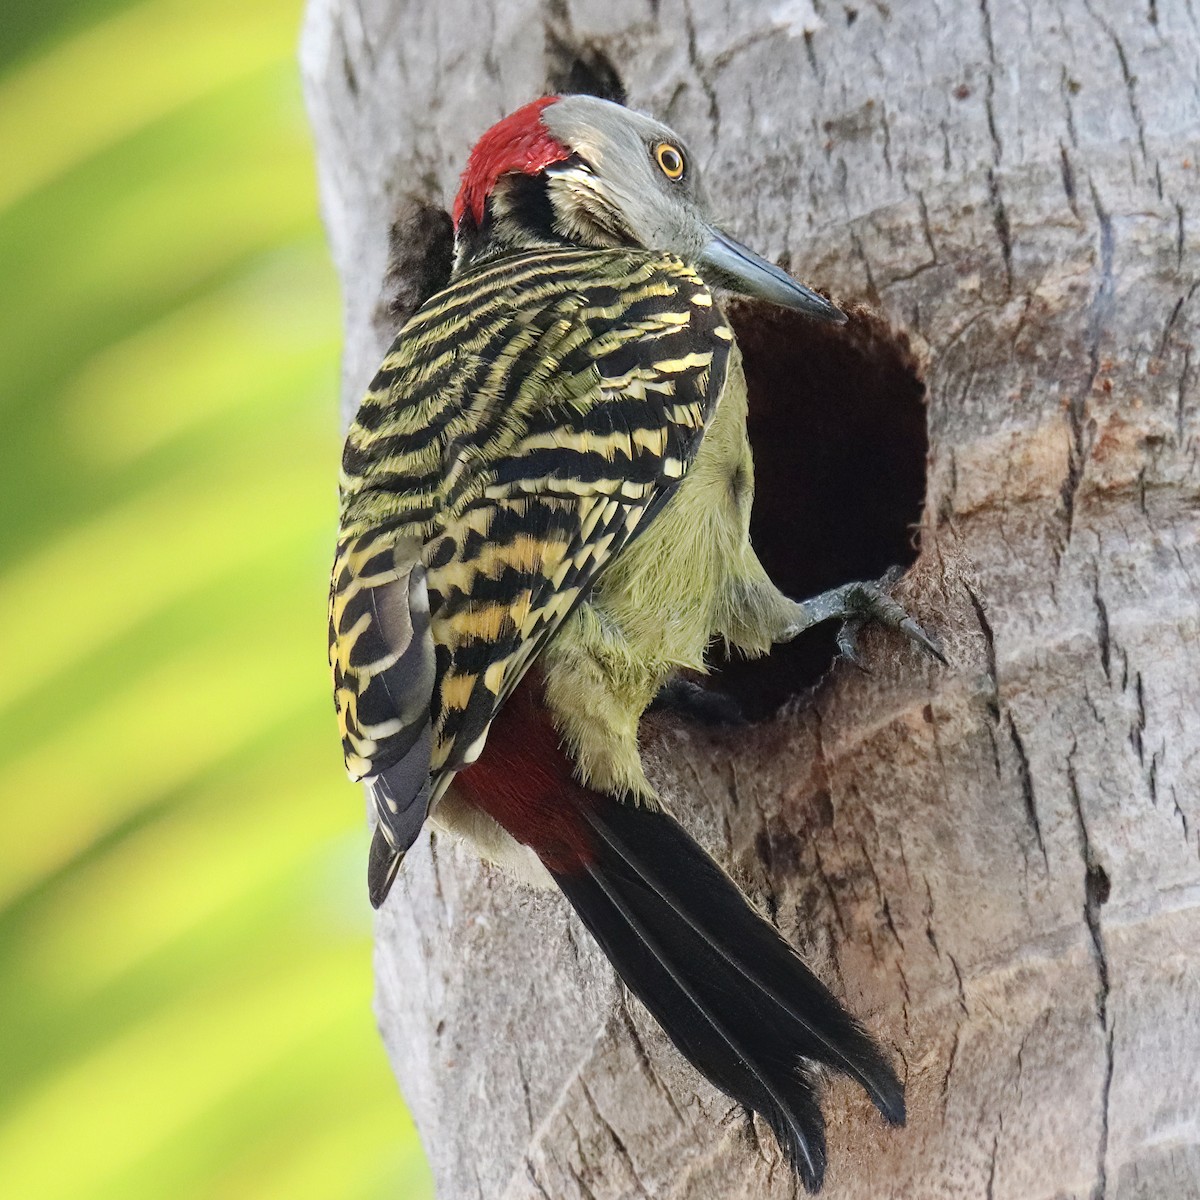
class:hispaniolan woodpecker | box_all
[329,94,942,1190]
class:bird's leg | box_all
[783,567,945,669]
[540,605,662,805]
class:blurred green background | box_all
[0,0,434,1195]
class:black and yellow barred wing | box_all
[330,247,732,870]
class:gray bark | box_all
[301,2,1200,1196]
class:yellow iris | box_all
[655,141,686,180]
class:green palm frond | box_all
[0,3,433,1196]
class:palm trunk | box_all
[301,1,1200,1195]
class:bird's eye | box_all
[654,142,686,181]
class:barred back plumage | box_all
[329,246,733,868]
[328,95,928,1189]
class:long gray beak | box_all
[699,228,846,323]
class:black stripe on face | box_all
[498,172,570,245]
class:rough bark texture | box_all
[301,2,1200,1196]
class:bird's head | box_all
[451,94,843,321]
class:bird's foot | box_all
[785,567,946,671]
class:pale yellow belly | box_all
[585,352,756,688]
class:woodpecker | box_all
[330,95,940,1190]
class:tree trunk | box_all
[300,2,1200,1197]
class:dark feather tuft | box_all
[551,800,904,1191]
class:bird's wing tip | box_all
[368,826,404,908]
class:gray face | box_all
[541,95,711,261]
[540,95,843,322]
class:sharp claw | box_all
[925,637,950,666]
[897,617,948,664]
[837,619,872,672]
[842,648,873,673]
[791,571,948,671]
[865,571,948,666]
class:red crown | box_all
[452,96,572,229]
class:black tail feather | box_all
[570,861,831,1187]
[584,802,906,1122]
[367,825,403,909]
[551,801,904,1192]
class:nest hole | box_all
[710,299,929,720]
[544,24,626,103]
